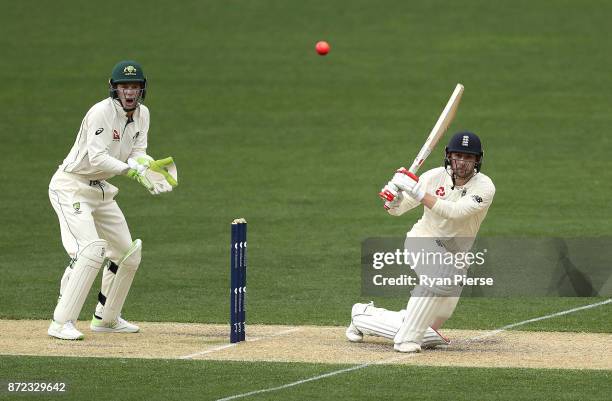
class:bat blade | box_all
[408,83,464,174]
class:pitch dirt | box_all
[1,320,610,370]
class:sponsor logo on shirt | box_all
[472,195,483,203]
[95,128,104,135]
[113,129,120,141]
[435,186,445,197]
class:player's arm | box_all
[424,185,495,219]
[386,191,421,216]
[392,169,495,219]
[124,107,177,193]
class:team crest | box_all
[73,202,81,214]
[123,65,137,75]
[113,129,120,141]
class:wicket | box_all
[230,218,247,343]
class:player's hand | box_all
[130,156,177,195]
[379,182,399,202]
[391,167,425,201]
[391,167,418,192]
[126,157,154,191]
[383,190,404,210]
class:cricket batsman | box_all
[346,131,495,352]
[47,60,178,340]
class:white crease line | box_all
[180,327,301,360]
[214,298,612,401]
[469,298,612,341]
[180,343,237,359]
[247,327,301,343]
[215,355,420,401]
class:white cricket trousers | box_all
[48,170,133,262]
[49,170,135,317]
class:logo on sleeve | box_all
[113,129,120,141]
[461,189,467,197]
[435,187,445,197]
[472,195,483,204]
[95,128,104,135]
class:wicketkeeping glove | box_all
[148,157,178,188]
[126,157,154,191]
[129,156,178,195]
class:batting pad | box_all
[353,304,450,347]
[394,287,445,345]
[54,240,107,323]
[101,239,142,323]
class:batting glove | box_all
[379,182,399,202]
[391,167,425,201]
[384,190,404,210]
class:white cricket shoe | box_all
[48,320,84,340]
[90,315,140,333]
[345,302,372,342]
[345,323,363,342]
[394,341,422,353]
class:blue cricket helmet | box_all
[444,131,483,172]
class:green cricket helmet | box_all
[108,60,147,108]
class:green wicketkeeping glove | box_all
[149,157,178,187]
[126,158,154,191]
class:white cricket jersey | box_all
[389,167,495,244]
[59,98,149,181]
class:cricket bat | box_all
[408,83,464,174]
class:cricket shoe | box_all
[394,341,422,353]
[90,315,140,333]
[345,323,363,342]
[345,302,373,342]
[48,320,84,340]
[421,327,451,349]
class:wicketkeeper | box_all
[47,60,178,340]
[346,131,495,352]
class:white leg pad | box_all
[59,264,73,299]
[352,303,404,340]
[351,301,453,347]
[101,239,142,323]
[54,240,107,323]
[394,287,445,345]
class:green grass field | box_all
[2,356,611,401]
[1,1,610,400]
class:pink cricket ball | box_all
[316,41,330,56]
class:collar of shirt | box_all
[111,98,139,121]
